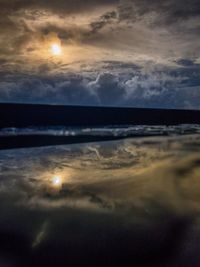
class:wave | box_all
[1,124,200,137]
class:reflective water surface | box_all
[0,135,200,266]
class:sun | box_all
[52,175,62,187]
[51,43,62,56]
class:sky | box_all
[0,0,199,108]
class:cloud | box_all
[90,10,118,33]
[87,72,126,105]
[0,60,200,109]
[0,0,200,108]
[0,0,117,14]
[118,0,200,24]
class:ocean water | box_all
[1,124,200,137]
[0,134,200,266]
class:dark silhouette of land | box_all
[1,103,200,128]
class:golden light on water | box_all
[51,43,62,56]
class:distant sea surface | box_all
[1,124,200,137]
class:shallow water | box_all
[0,134,200,266]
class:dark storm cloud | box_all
[0,74,97,105]
[118,0,200,24]
[0,0,200,107]
[0,0,117,14]
[1,60,200,109]
[1,0,199,21]
[88,73,126,105]
[90,10,118,33]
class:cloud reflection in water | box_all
[0,135,200,266]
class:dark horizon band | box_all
[1,103,200,129]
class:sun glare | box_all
[52,175,62,187]
[51,43,62,56]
